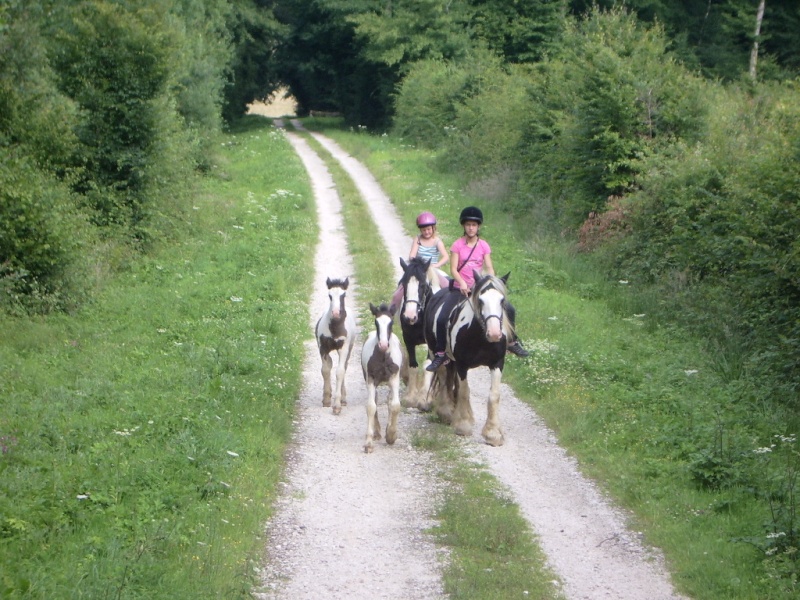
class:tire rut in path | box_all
[258,120,688,600]
[254,122,445,600]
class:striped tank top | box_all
[416,241,440,264]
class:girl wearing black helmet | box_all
[427,206,528,371]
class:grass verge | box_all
[0,116,314,598]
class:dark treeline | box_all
[2,2,799,400]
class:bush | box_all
[0,153,89,313]
[52,1,193,234]
[517,6,706,227]
[392,58,471,147]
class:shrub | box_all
[392,59,470,147]
[0,153,89,313]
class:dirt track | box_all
[254,119,687,600]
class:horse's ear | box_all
[472,269,482,283]
[400,257,408,270]
[423,257,431,269]
[342,277,349,289]
[501,271,510,284]
[388,303,397,316]
[369,303,378,315]
[326,277,332,288]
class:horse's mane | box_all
[470,274,515,340]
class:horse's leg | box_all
[416,357,435,413]
[452,372,475,437]
[341,342,354,407]
[401,337,420,408]
[385,374,401,445]
[332,346,347,415]
[364,380,377,453]
[433,364,456,424]
[321,352,333,407]
[403,365,418,408]
[481,368,505,447]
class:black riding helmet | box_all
[459,206,483,224]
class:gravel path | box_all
[255,120,688,600]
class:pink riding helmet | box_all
[416,211,437,228]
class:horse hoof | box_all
[341,400,347,406]
[482,430,505,447]
[332,405,342,415]
[386,432,397,445]
[322,400,331,408]
[454,422,473,436]
[364,444,374,454]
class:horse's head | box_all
[470,271,511,343]
[326,276,349,319]
[399,257,431,324]
[369,302,397,352]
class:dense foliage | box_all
[0,0,281,312]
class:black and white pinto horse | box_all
[361,303,403,453]
[398,256,439,408]
[315,277,356,415]
[424,272,513,446]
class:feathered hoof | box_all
[416,400,433,413]
[453,421,473,436]
[482,428,505,447]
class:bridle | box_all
[472,281,505,335]
[402,272,430,319]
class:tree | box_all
[749,0,766,80]
[468,0,567,63]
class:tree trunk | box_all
[749,0,766,81]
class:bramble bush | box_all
[0,154,90,314]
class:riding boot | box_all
[507,340,530,357]
[427,352,450,371]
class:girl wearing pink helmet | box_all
[391,212,450,310]
[409,211,449,274]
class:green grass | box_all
[311,123,800,600]
[0,116,314,598]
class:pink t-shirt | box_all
[451,237,491,290]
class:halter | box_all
[402,270,431,317]
[472,280,505,336]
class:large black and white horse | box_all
[424,272,513,446]
[361,303,403,453]
[398,256,437,408]
[315,277,356,415]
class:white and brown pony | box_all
[361,303,403,453]
[423,272,513,446]
[315,277,356,415]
